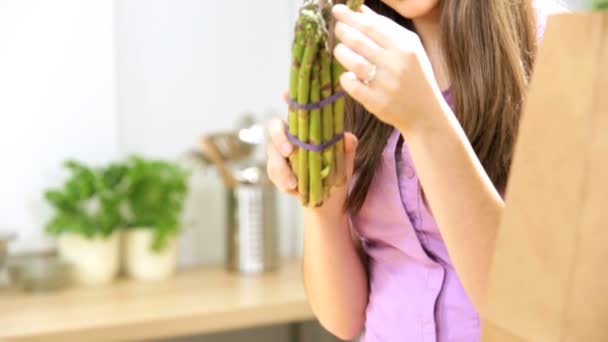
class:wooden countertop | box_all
[0,259,314,341]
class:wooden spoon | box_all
[200,137,238,188]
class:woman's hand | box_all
[266,116,358,214]
[332,4,446,133]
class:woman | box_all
[267,0,562,340]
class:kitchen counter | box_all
[0,259,313,341]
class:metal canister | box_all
[226,163,278,274]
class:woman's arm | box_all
[303,206,369,340]
[266,119,368,340]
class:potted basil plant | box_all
[45,161,128,286]
[122,157,188,281]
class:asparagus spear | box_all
[320,49,335,195]
[309,63,323,207]
[347,0,364,9]
[297,25,321,205]
[331,62,347,187]
[332,0,364,187]
[288,18,307,176]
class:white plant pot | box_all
[57,232,120,286]
[123,228,177,281]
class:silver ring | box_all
[363,64,377,85]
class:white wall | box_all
[562,0,588,9]
[0,0,119,253]
[115,0,303,267]
[115,0,292,157]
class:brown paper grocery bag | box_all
[482,12,608,342]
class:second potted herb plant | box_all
[122,157,188,281]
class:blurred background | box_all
[1,1,311,341]
[0,0,302,262]
[0,0,586,257]
[0,0,584,341]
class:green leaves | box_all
[44,157,189,252]
[123,157,189,252]
[44,161,126,239]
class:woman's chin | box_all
[381,0,441,20]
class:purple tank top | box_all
[351,90,479,342]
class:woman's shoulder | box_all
[534,0,570,40]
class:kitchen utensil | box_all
[184,114,278,274]
[200,136,237,188]
[226,163,279,274]
[8,256,73,292]
[0,233,15,287]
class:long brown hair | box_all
[346,0,537,213]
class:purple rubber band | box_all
[286,129,344,152]
[288,90,347,111]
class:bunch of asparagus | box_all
[288,0,363,207]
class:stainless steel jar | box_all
[225,164,278,274]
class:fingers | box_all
[333,4,395,49]
[268,118,293,157]
[340,71,384,113]
[343,133,359,180]
[267,120,360,196]
[334,21,384,66]
[359,5,377,16]
[267,118,298,195]
[362,5,415,38]
[334,43,375,82]
[266,142,298,193]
